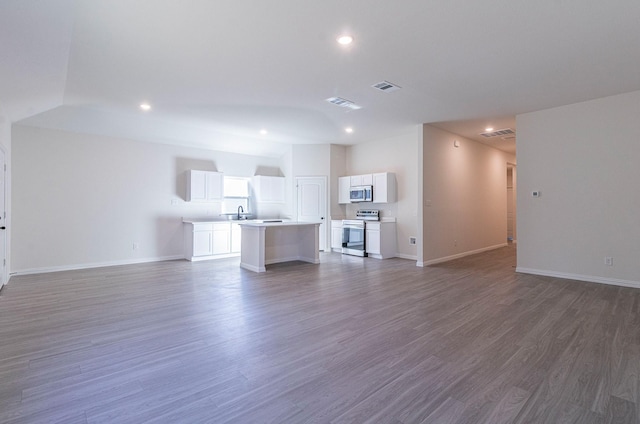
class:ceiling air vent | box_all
[480,128,515,138]
[326,97,362,110]
[371,80,401,93]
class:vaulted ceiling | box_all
[2,1,639,157]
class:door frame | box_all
[0,144,7,288]
[295,176,329,252]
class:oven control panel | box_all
[355,209,379,221]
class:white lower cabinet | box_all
[184,221,242,261]
[212,223,231,255]
[365,221,397,259]
[192,224,213,257]
[231,223,242,253]
[330,220,343,251]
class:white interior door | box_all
[0,148,6,288]
[296,176,327,251]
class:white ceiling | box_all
[2,1,640,157]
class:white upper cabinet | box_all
[186,170,223,202]
[372,172,396,203]
[361,174,373,186]
[339,172,396,204]
[350,174,372,187]
[338,176,351,204]
[252,175,285,203]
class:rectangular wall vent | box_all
[326,97,362,110]
[372,80,401,93]
[480,128,515,138]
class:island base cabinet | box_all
[239,222,320,272]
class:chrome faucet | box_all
[237,205,244,220]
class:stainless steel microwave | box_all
[349,185,373,202]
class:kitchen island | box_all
[238,221,320,272]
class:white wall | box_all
[421,125,516,265]
[12,125,285,273]
[0,105,11,285]
[330,144,347,220]
[517,90,640,287]
[346,128,421,260]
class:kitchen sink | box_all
[221,213,253,221]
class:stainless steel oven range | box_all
[342,219,366,256]
[341,210,379,257]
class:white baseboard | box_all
[240,262,265,273]
[394,253,417,261]
[515,267,640,289]
[12,255,185,276]
[418,243,508,267]
[265,255,320,265]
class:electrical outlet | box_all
[454,239,457,247]
[133,242,139,251]
[409,237,416,245]
[604,257,613,266]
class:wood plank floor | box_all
[1,246,639,423]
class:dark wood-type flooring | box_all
[1,246,639,423]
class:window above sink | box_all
[222,176,251,216]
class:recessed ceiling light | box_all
[485,126,494,132]
[337,35,353,45]
[345,127,354,134]
[260,129,268,135]
[140,103,151,111]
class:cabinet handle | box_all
[0,227,5,230]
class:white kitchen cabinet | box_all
[231,223,242,253]
[330,220,343,251]
[191,224,213,257]
[186,170,223,202]
[184,221,241,261]
[350,174,372,187]
[372,172,396,203]
[365,221,396,259]
[252,175,285,203]
[338,177,351,204]
[212,223,231,255]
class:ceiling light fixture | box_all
[485,126,494,132]
[260,129,268,135]
[140,103,151,111]
[345,127,353,134]
[337,35,353,45]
